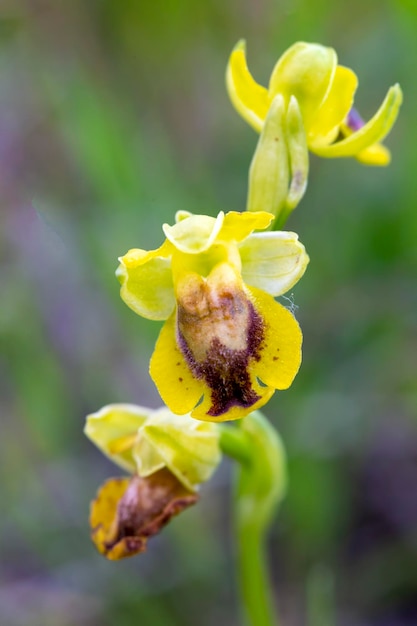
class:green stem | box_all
[271,204,292,231]
[219,414,287,626]
[235,504,278,626]
[219,426,251,465]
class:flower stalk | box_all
[83,33,402,625]
[220,411,287,626]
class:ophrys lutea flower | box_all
[117,210,309,422]
[85,404,221,559]
[227,40,402,166]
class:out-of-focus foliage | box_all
[1,1,416,625]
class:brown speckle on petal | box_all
[89,469,198,560]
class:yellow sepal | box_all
[226,40,270,132]
[141,411,221,490]
[84,404,151,473]
[117,240,175,320]
[313,84,402,159]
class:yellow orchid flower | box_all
[227,40,402,166]
[117,210,309,422]
[85,403,221,491]
[85,403,221,559]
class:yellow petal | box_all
[269,42,337,131]
[119,240,172,268]
[163,212,224,254]
[308,65,358,148]
[312,84,402,159]
[90,476,132,559]
[141,410,221,490]
[175,210,192,222]
[219,210,274,242]
[132,434,166,479]
[248,286,302,390]
[149,311,205,415]
[240,230,309,296]
[84,404,151,473]
[356,142,391,166]
[117,241,175,321]
[226,40,270,132]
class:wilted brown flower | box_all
[90,468,198,560]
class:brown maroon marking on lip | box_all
[178,299,265,417]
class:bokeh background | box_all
[1,1,416,625]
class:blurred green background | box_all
[1,1,416,625]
